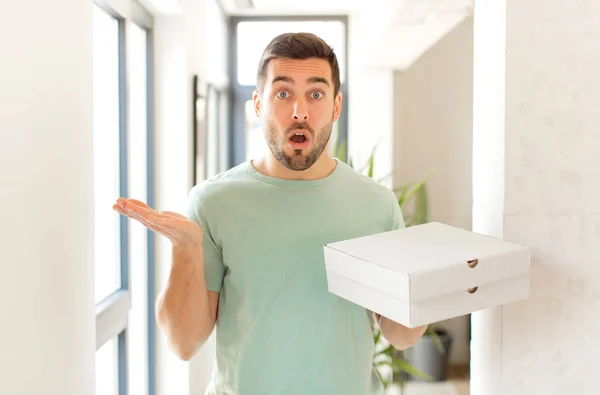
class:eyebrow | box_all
[272,76,330,87]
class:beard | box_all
[264,116,334,171]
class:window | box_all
[128,19,152,395]
[244,99,265,161]
[229,16,349,167]
[236,20,346,86]
[93,4,129,394]
[206,85,221,178]
[194,82,229,182]
[93,2,155,395]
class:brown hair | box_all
[256,32,341,97]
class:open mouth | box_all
[288,131,310,150]
[290,133,307,143]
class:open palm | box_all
[113,198,203,249]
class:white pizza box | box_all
[323,222,530,328]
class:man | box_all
[113,32,427,395]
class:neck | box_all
[253,151,337,180]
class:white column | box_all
[470,0,506,394]
[0,1,95,394]
[501,0,600,394]
[473,0,600,394]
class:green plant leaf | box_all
[391,358,433,381]
[367,151,375,178]
[393,186,410,206]
[381,344,395,357]
[373,367,387,390]
[374,329,381,345]
[426,326,446,354]
[415,184,428,224]
[357,146,376,176]
[398,178,426,206]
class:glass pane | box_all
[129,22,148,205]
[206,87,219,178]
[96,337,119,395]
[218,90,229,171]
[128,22,149,395]
[93,4,122,304]
[244,100,267,161]
[237,21,346,86]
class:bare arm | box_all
[113,198,219,360]
[155,244,220,360]
[374,313,427,350]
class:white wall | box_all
[503,0,600,393]
[392,17,474,365]
[473,0,600,394]
[393,16,474,232]
[0,1,96,394]
[347,2,396,185]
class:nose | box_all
[292,99,308,121]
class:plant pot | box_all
[404,329,454,382]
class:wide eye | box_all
[311,91,324,100]
[276,91,289,99]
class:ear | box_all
[253,89,261,117]
[333,91,343,122]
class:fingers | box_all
[115,198,153,212]
[113,203,175,238]
[116,197,128,208]
[123,200,155,216]
[159,210,188,220]
[126,199,152,210]
[113,198,187,241]
[119,199,164,224]
[115,198,186,222]
[113,204,149,226]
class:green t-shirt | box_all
[186,158,404,395]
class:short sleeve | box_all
[185,186,226,293]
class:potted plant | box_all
[401,325,453,382]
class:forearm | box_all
[375,313,427,350]
[156,244,213,359]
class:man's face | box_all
[253,57,342,171]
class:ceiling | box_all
[219,0,473,70]
[220,0,367,14]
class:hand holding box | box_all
[323,222,530,328]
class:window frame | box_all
[130,6,157,395]
[227,15,349,168]
[93,1,156,395]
